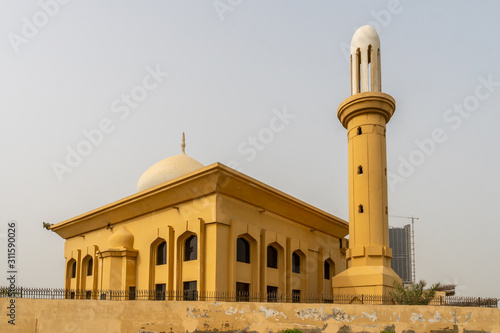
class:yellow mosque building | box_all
[49,134,350,301]
[49,25,400,300]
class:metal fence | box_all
[0,287,497,308]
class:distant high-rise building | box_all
[389,225,413,285]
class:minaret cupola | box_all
[351,25,381,94]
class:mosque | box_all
[49,25,401,299]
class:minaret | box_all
[332,26,401,296]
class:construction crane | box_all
[389,215,419,284]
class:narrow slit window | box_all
[236,282,250,302]
[357,165,363,175]
[155,283,166,301]
[237,238,250,263]
[157,241,167,265]
[87,258,93,276]
[292,252,301,274]
[267,246,278,269]
[324,260,331,280]
[184,235,198,261]
[357,127,362,135]
[367,45,372,91]
[356,48,361,93]
[358,205,364,213]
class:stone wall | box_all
[1,298,499,333]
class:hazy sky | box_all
[0,1,499,298]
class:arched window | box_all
[236,238,250,263]
[358,204,364,213]
[71,261,76,278]
[267,245,278,269]
[292,252,301,274]
[156,241,167,265]
[87,258,93,276]
[324,260,331,280]
[184,235,197,261]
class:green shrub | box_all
[390,280,440,305]
[282,329,303,333]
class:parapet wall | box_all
[1,298,499,333]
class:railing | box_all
[0,287,497,308]
[441,296,499,308]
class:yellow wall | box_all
[2,298,499,333]
[334,91,401,295]
[62,191,347,298]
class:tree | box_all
[436,284,457,296]
[390,280,441,305]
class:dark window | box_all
[157,241,167,265]
[237,238,250,263]
[87,258,93,276]
[267,286,278,302]
[267,246,278,269]
[357,165,363,175]
[367,45,372,90]
[357,127,362,135]
[184,235,197,261]
[155,283,166,300]
[183,281,198,301]
[356,48,361,93]
[292,252,301,274]
[129,286,136,300]
[324,261,331,280]
[85,291,92,299]
[236,282,250,302]
[71,261,76,278]
[292,289,301,303]
[358,204,364,213]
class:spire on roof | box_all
[181,132,186,154]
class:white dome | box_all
[137,134,203,192]
[350,25,380,54]
[137,151,204,192]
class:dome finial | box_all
[181,132,186,154]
